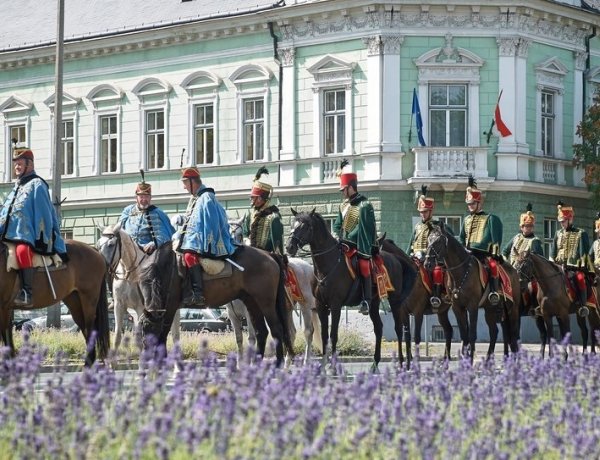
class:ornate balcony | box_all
[412,146,489,179]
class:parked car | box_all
[13,309,46,330]
[179,308,229,333]
[20,304,78,332]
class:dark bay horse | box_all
[514,250,599,356]
[286,209,417,370]
[379,240,454,361]
[0,241,110,366]
[97,225,294,366]
[425,224,520,360]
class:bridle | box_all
[426,229,473,299]
[100,229,147,280]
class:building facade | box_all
[0,0,599,258]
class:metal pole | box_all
[47,0,64,328]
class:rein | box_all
[427,233,474,299]
[103,230,148,280]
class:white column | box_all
[381,35,403,154]
[363,35,383,155]
[573,51,587,187]
[278,47,296,186]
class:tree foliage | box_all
[573,90,600,208]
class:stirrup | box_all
[358,300,370,315]
[430,296,441,309]
[533,306,542,317]
[184,294,206,308]
[578,305,589,318]
[13,290,32,308]
[488,291,500,306]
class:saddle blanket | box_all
[563,271,597,309]
[200,258,232,280]
[285,265,304,303]
[5,242,63,272]
[477,259,514,304]
[342,249,394,299]
[414,259,448,297]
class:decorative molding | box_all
[0,95,33,115]
[575,51,588,71]
[278,47,295,67]
[181,70,221,95]
[363,36,383,57]
[415,42,484,84]
[307,55,356,90]
[86,84,123,108]
[43,92,81,113]
[229,63,272,86]
[382,35,403,55]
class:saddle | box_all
[5,242,65,272]
[561,268,597,309]
[176,253,232,280]
[475,258,514,304]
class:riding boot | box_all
[359,275,372,315]
[14,268,34,307]
[487,276,500,306]
[184,264,206,308]
[430,283,442,309]
[577,288,589,318]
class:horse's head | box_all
[424,223,447,270]
[513,249,534,282]
[96,223,122,275]
[286,208,316,257]
[228,218,245,245]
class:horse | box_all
[381,240,454,360]
[227,219,322,364]
[424,223,520,360]
[97,224,294,366]
[1,241,110,366]
[110,267,181,352]
[286,209,417,370]
[514,250,600,356]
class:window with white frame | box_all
[543,217,557,258]
[243,99,264,162]
[146,109,165,170]
[414,34,484,149]
[429,84,467,147]
[324,89,346,155]
[100,114,118,174]
[307,55,355,157]
[541,90,555,157]
[61,119,74,176]
[438,215,462,236]
[9,124,27,180]
[0,95,33,183]
[194,103,214,165]
[535,57,566,158]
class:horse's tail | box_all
[94,279,111,360]
[271,254,295,356]
[381,239,418,301]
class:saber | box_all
[42,257,57,300]
[226,258,245,272]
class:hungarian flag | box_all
[494,95,512,137]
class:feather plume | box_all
[340,159,349,170]
[468,175,477,188]
[421,185,428,196]
[526,202,532,212]
[139,169,146,184]
[179,148,186,168]
[596,211,600,219]
[254,166,269,181]
[557,200,564,207]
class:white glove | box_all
[170,214,185,227]
[143,241,156,254]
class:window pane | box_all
[196,130,205,164]
[256,124,264,160]
[148,137,156,167]
[448,85,466,106]
[430,86,447,105]
[245,125,254,161]
[337,115,345,152]
[430,110,446,147]
[449,111,466,146]
[206,129,214,164]
[101,117,108,135]
[157,111,164,128]
[255,100,264,119]
[336,91,345,110]
[205,104,213,124]
[245,101,254,120]
[325,116,335,154]
[147,112,155,131]
[196,106,205,125]
[110,139,117,171]
[325,91,336,112]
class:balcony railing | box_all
[412,146,489,178]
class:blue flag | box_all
[412,88,426,146]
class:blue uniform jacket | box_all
[119,204,175,247]
[175,184,236,257]
[0,171,67,255]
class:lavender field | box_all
[0,338,599,459]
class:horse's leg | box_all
[248,311,268,360]
[113,292,124,351]
[534,315,547,358]
[64,292,96,366]
[0,308,15,356]
[576,314,589,354]
[369,299,383,372]
[228,302,244,360]
[454,307,470,359]
[329,307,342,363]
[317,304,330,366]
[484,306,498,359]
[437,309,453,360]
[299,301,314,365]
[467,306,479,361]
[412,308,424,360]
[391,305,407,367]
[285,308,297,367]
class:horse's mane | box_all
[530,251,561,274]
[300,211,332,238]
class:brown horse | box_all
[424,224,520,360]
[514,250,599,356]
[97,225,294,366]
[286,209,417,370]
[379,240,454,361]
[0,241,110,366]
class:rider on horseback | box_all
[119,171,175,255]
[242,167,284,254]
[459,176,503,306]
[589,213,600,272]
[174,166,237,307]
[333,160,378,315]
[502,203,544,314]
[408,185,452,309]
[0,145,68,308]
[550,202,593,317]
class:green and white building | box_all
[1,0,599,255]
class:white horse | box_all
[228,219,322,364]
[98,224,180,351]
